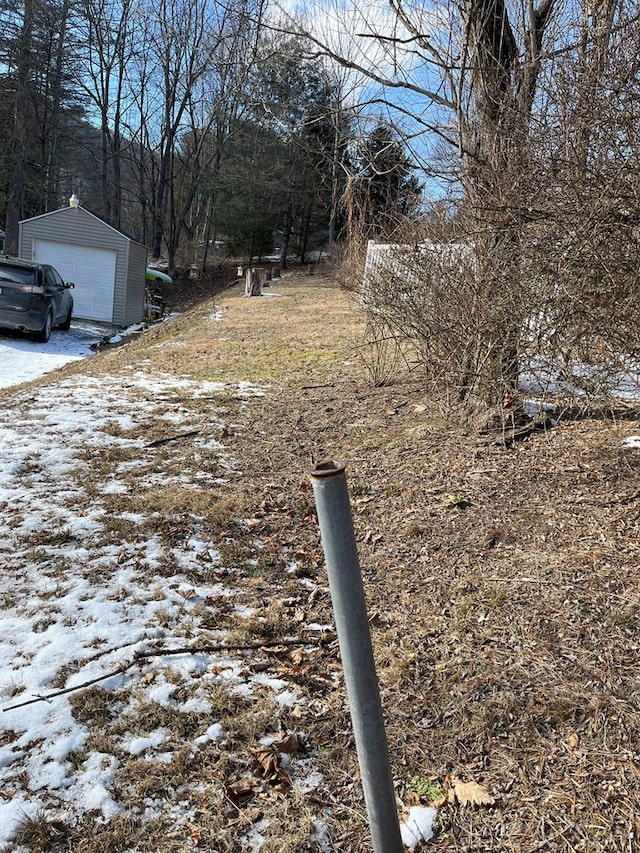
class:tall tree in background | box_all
[73,0,135,225]
[241,38,352,266]
[167,0,265,268]
[349,122,421,237]
[3,0,36,254]
[212,119,282,262]
[132,0,266,267]
[31,0,82,212]
[2,0,84,244]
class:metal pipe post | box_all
[310,460,403,853]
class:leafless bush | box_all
[355,315,416,387]
[351,180,640,421]
[346,14,640,421]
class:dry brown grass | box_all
[10,268,640,852]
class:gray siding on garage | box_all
[18,206,147,325]
[124,240,148,325]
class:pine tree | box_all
[352,124,422,237]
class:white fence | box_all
[362,239,472,315]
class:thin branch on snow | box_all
[2,637,329,712]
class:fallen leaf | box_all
[567,731,580,749]
[250,745,280,776]
[203,595,228,607]
[272,732,302,754]
[228,806,264,826]
[0,731,21,747]
[244,806,263,823]
[449,776,495,807]
[225,777,261,805]
[249,745,292,788]
[187,821,201,846]
[290,648,305,665]
[179,588,198,600]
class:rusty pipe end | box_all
[309,459,347,479]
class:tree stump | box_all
[244,267,266,296]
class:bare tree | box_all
[72,0,135,225]
[123,0,267,269]
[169,0,267,268]
[4,0,36,254]
[282,0,640,415]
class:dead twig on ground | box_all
[147,429,200,447]
[3,637,327,712]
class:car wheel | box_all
[34,309,53,343]
[59,305,72,331]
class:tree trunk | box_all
[573,0,616,171]
[5,0,35,255]
[299,203,312,264]
[279,204,292,271]
[152,149,169,259]
[45,0,69,212]
[457,0,553,407]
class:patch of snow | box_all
[194,723,223,744]
[239,818,270,852]
[123,728,169,756]
[313,818,333,852]
[0,322,159,390]
[63,753,122,818]
[0,363,318,851]
[400,806,438,850]
[0,329,98,389]
[306,623,335,633]
[622,435,640,449]
[292,761,324,794]
[275,690,300,708]
[237,381,267,398]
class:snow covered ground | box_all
[4,309,639,850]
[0,322,115,389]
[0,308,436,851]
[0,361,322,846]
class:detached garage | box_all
[18,203,147,325]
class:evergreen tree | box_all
[351,124,422,236]
[243,38,352,265]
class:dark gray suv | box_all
[0,256,74,342]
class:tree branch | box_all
[2,637,327,712]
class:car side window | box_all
[44,268,63,289]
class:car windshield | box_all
[0,266,35,286]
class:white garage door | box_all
[33,239,116,322]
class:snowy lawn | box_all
[0,367,341,851]
[0,286,439,852]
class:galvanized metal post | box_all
[310,460,403,853]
